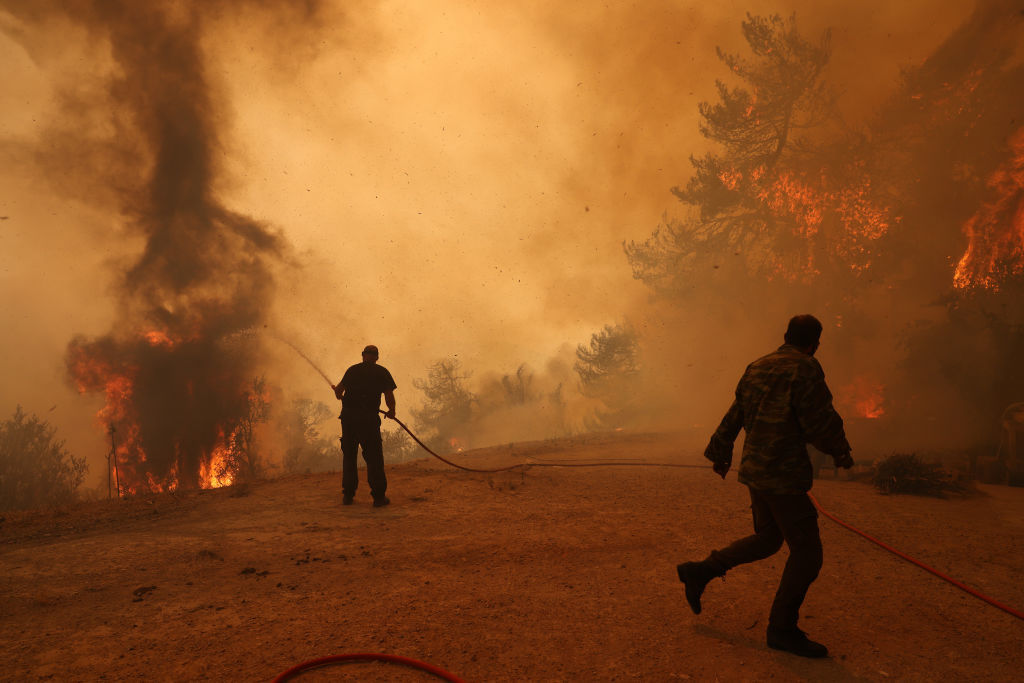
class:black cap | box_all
[362,345,379,358]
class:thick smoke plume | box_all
[4,0,1015,485]
[5,1,323,490]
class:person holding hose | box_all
[333,345,397,507]
[677,314,854,658]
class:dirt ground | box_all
[2,431,1023,682]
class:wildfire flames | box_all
[38,3,286,496]
[842,377,886,420]
[201,439,236,490]
[954,127,1024,291]
[68,328,254,493]
[714,161,894,282]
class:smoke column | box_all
[7,1,321,490]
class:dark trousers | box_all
[708,487,823,630]
[340,416,387,500]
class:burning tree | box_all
[874,0,1024,439]
[625,13,892,297]
[0,3,303,493]
[626,3,1024,450]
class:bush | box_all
[0,406,88,511]
[281,398,338,475]
[382,426,417,463]
[871,453,974,497]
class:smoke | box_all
[640,0,1024,456]
[3,0,1007,485]
[0,1,334,489]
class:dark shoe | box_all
[676,561,722,615]
[342,495,354,506]
[372,497,390,508]
[766,626,829,659]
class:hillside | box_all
[2,432,1023,681]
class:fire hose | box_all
[276,346,1021,681]
[808,493,1024,621]
[272,418,1022,680]
[381,410,710,473]
[387,411,1024,622]
[271,652,465,682]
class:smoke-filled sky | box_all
[0,0,975,481]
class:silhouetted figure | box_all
[677,315,853,658]
[333,345,397,507]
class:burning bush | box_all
[0,407,88,512]
[871,453,974,497]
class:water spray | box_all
[271,332,335,388]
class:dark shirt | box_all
[704,344,850,494]
[338,362,397,418]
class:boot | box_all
[766,626,829,658]
[676,561,723,615]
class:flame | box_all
[711,158,894,283]
[201,436,235,489]
[718,168,743,191]
[722,163,894,281]
[144,330,175,348]
[857,398,885,420]
[758,171,825,238]
[953,127,1024,291]
[69,328,242,493]
[448,437,464,453]
[843,377,886,419]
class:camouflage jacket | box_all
[704,344,851,494]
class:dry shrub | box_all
[871,453,975,497]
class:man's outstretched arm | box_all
[383,390,396,419]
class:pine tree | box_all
[625,14,847,294]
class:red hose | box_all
[385,413,525,472]
[809,493,1024,621]
[385,412,707,473]
[385,409,1024,622]
[271,652,466,682]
